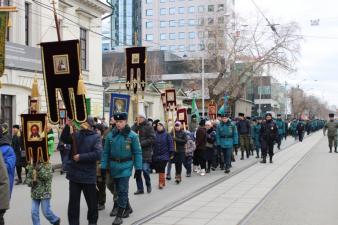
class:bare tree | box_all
[194,12,302,106]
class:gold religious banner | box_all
[0,12,8,77]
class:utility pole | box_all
[284,81,287,120]
[201,57,205,117]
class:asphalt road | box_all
[5,136,303,225]
[244,136,338,225]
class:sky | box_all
[236,0,338,108]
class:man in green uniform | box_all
[275,114,286,150]
[323,113,338,153]
[101,112,143,225]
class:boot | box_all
[98,204,105,211]
[335,147,338,153]
[269,156,273,164]
[175,175,182,184]
[122,202,133,218]
[240,151,244,160]
[260,157,266,164]
[110,201,118,217]
[256,152,259,159]
[159,173,165,189]
[329,147,332,153]
[246,150,250,159]
[112,208,125,225]
[231,153,235,162]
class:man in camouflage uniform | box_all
[324,113,338,153]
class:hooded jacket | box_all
[153,129,174,162]
[0,152,10,210]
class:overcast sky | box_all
[236,0,338,107]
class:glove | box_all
[134,170,142,179]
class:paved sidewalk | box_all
[142,132,323,225]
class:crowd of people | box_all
[0,111,334,225]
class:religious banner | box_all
[21,114,49,164]
[161,92,166,108]
[40,40,87,124]
[208,101,217,120]
[177,108,188,125]
[165,88,177,111]
[110,93,130,118]
[0,12,8,76]
[125,47,146,94]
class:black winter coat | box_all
[171,129,187,153]
[260,120,278,142]
[132,121,156,162]
[66,129,102,184]
[12,135,25,167]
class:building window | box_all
[160,33,167,40]
[178,7,185,14]
[169,20,176,27]
[178,32,185,39]
[169,7,175,14]
[198,18,204,26]
[169,33,176,40]
[198,31,204,38]
[160,8,167,15]
[208,5,214,12]
[208,18,214,25]
[169,45,176,51]
[80,28,87,70]
[198,5,204,13]
[146,0,153,3]
[178,19,185,27]
[146,34,154,41]
[25,2,30,46]
[189,32,195,39]
[146,9,153,16]
[218,4,224,11]
[199,43,205,50]
[208,30,215,38]
[188,6,195,13]
[160,46,168,51]
[160,21,168,28]
[179,45,185,52]
[188,44,196,51]
[188,19,196,26]
[218,16,224,24]
[146,21,153,28]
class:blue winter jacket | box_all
[153,129,174,162]
[216,120,239,149]
[0,145,16,195]
[101,125,142,178]
[66,129,102,184]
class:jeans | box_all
[136,162,151,191]
[183,155,192,174]
[114,177,130,208]
[68,181,98,225]
[0,209,6,225]
[222,148,232,170]
[31,199,59,225]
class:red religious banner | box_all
[208,102,217,120]
[177,108,188,125]
[165,88,176,110]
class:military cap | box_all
[238,113,245,117]
[265,113,272,117]
[329,113,334,118]
[12,124,20,129]
[277,114,282,117]
[114,112,128,121]
[246,116,251,120]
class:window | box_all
[218,30,225,37]
[208,18,214,25]
[218,16,224,24]
[169,45,177,51]
[188,44,196,51]
[169,7,175,14]
[160,8,167,15]
[169,20,176,27]
[178,19,185,27]
[178,7,185,14]
[198,5,204,13]
[179,45,185,52]
[218,4,224,11]
[160,46,168,51]
[146,0,153,3]
[146,21,153,28]
[160,33,167,40]
[198,31,204,38]
[208,5,214,12]
[198,18,204,26]
[169,33,176,40]
[188,6,195,13]
[189,32,195,39]
[208,43,215,50]
[199,43,205,50]
[208,30,215,38]
[178,32,185,39]
[80,28,87,70]
[146,34,154,41]
[25,2,30,46]
[160,21,168,27]
[146,9,153,16]
[188,19,196,26]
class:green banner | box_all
[0,12,8,76]
[85,98,91,116]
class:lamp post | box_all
[201,57,205,117]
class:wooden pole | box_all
[51,0,61,42]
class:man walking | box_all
[260,113,278,164]
[131,113,155,194]
[67,117,102,225]
[323,113,338,153]
[216,112,238,174]
[236,113,251,160]
[275,114,286,150]
[101,112,142,225]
